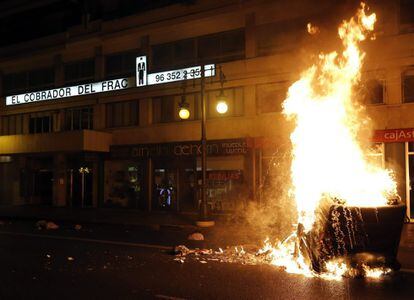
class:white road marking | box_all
[0,230,172,250]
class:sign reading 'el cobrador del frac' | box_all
[6,78,132,106]
[5,55,215,106]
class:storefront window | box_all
[197,155,246,212]
[153,168,177,210]
[104,160,144,208]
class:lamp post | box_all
[179,65,227,227]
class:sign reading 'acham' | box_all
[6,78,131,106]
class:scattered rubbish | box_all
[199,260,207,264]
[46,254,51,259]
[187,232,204,241]
[74,224,82,231]
[174,258,185,264]
[174,245,193,256]
[46,222,59,230]
[36,220,47,229]
[36,220,59,230]
[67,257,74,261]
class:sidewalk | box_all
[0,205,204,229]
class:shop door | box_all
[153,168,178,211]
[67,167,93,208]
[34,170,53,205]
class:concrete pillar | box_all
[54,54,64,87]
[92,159,99,208]
[139,98,152,126]
[245,13,257,59]
[93,103,106,130]
[53,153,67,207]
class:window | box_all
[403,71,414,103]
[401,0,414,26]
[152,38,196,70]
[152,88,243,123]
[65,107,93,131]
[198,29,245,64]
[29,114,53,134]
[363,79,384,105]
[64,59,95,85]
[256,83,288,113]
[153,93,199,123]
[0,114,24,135]
[151,29,245,70]
[105,51,139,78]
[106,100,139,128]
[3,68,54,95]
[257,19,307,56]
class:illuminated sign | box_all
[147,64,215,85]
[136,56,147,87]
[6,55,215,106]
[6,78,132,106]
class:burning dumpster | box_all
[297,202,406,274]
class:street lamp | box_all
[177,65,227,227]
[178,97,190,120]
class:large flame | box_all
[263,3,398,279]
[282,3,396,232]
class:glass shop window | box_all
[403,71,414,103]
[65,107,93,130]
[64,59,95,85]
[105,51,139,79]
[197,155,246,212]
[366,143,385,168]
[256,83,288,113]
[106,100,139,128]
[104,160,145,209]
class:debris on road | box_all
[74,224,82,231]
[174,258,185,264]
[36,220,59,230]
[174,245,193,256]
[46,222,59,230]
[187,232,204,241]
[36,220,47,229]
[46,254,51,259]
[67,257,74,261]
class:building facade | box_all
[0,0,414,220]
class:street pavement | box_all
[0,220,413,299]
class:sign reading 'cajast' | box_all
[373,128,414,142]
[111,139,249,159]
[6,78,131,106]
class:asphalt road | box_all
[0,221,413,299]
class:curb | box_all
[0,213,198,231]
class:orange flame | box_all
[262,3,398,279]
[283,3,396,232]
